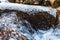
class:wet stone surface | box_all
[26,12,58,30]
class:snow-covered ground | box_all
[0,0,9,3]
[0,0,60,40]
[0,3,56,17]
[0,12,60,40]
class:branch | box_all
[0,3,56,17]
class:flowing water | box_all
[0,12,60,40]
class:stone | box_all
[26,12,58,30]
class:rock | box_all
[16,11,29,20]
[1,10,58,30]
[13,11,58,30]
[26,12,58,30]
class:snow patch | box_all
[0,3,56,17]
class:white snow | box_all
[0,0,9,3]
[0,3,56,17]
[9,38,17,40]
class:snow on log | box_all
[0,3,56,17]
